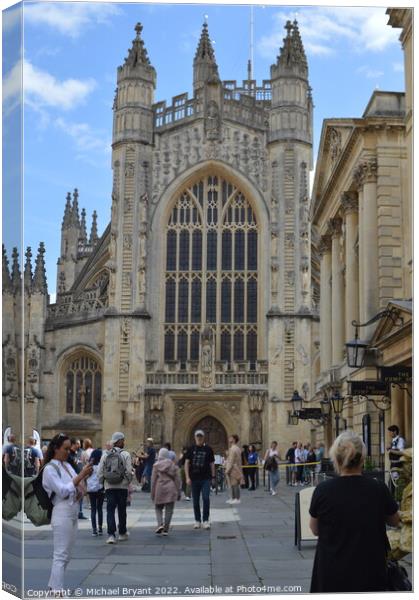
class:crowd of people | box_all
[2,424,406,594]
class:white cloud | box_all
[3,60,22,104]
[24,2,121,38]
[24,60,96,110]
[393,62,404,73]
[357,65,384,79]
[54,117,111,161]
[258,7,400,59]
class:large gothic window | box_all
[164,176,258,366]
[64,354,102,415]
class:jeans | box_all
[248,466,257,489]
[106,488,128,536]
[191,478,211,522]
[269,469,280,492]
[89,491,105,532]
[48,502,78,592]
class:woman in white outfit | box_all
[42,433,92,594]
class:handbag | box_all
[386,560,412,591]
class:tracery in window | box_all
[64,354,102,415]
[164,176,258,366]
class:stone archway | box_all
[189,416,228,454]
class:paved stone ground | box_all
[3,481,412,598]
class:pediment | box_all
[370,301,412,345]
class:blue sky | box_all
[3,1,405,298]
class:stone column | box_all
[390,384,404,434]
[329,217,344,365]
[355,159,378,335]
[404,388,412,445]
[319,234,332,373]
[341,193,359,343]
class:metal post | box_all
[335,414,340,437]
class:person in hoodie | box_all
[151,447,181,536]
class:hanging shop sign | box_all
[348,381,390,397]
[380,366,412,384]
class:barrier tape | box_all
[216,461,322,470]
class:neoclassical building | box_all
[3,21,317,454]
[310,7,412,464]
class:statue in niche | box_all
[150,412,163,445]
[201,327,214,373]
[206,101,221,141]
[250,411,262,445]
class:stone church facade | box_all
[3,21,317,455]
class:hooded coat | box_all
[151,458,181,505]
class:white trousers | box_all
[48,503,78,592]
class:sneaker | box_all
[226,499,233,504]
[162,526,169,536]
[78,514,88,520]
[155,525,164,535]
[98,529,103,536]
[194,522,201,529]
[106,535,116,544]
[118,533,129,541]
[92,530,98,537]
[203,521,211,530]
[184,496,191,501]
[271,491,277,496]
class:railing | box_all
[46,294,108,325]
[154,93,198,129]
[153,81,271,130]
[145,370,268,387]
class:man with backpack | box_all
[4,439,40,477]
[98,431,133,544]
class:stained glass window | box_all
[64,354,102,415]
[164,177,259,363]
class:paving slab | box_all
[3,482,410,597]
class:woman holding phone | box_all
[43,433,93,594]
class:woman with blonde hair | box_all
[309,430,399,592]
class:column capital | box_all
[353,158,378,189]
[341,192,358,214]
[328,216,343,238]
[319,233,332,256]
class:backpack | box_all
[2,467,22,521]
[103,448,126,484]
[8,446,35,477]
[24,462,60,526]
[86,464,103,493]
[265,456,278,472]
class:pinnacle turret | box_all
[80,208,87,242]
[124,23,152,68]
[62,192,72,229]
[193,22,220,90]
[272,19,308,78]
[89,211,98,245]
[33,242,48,294]
[2,245,13,293]
[24,247,33,292]
[11,247,21,291]
[72,188,80,227]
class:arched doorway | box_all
[189,416,228,454]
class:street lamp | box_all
[291,390,304,413]
[345,329,369,369]
[290,412,299,426]
[331,390,344,437]
[345,308,404,369]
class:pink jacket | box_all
[151,458,181,505]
